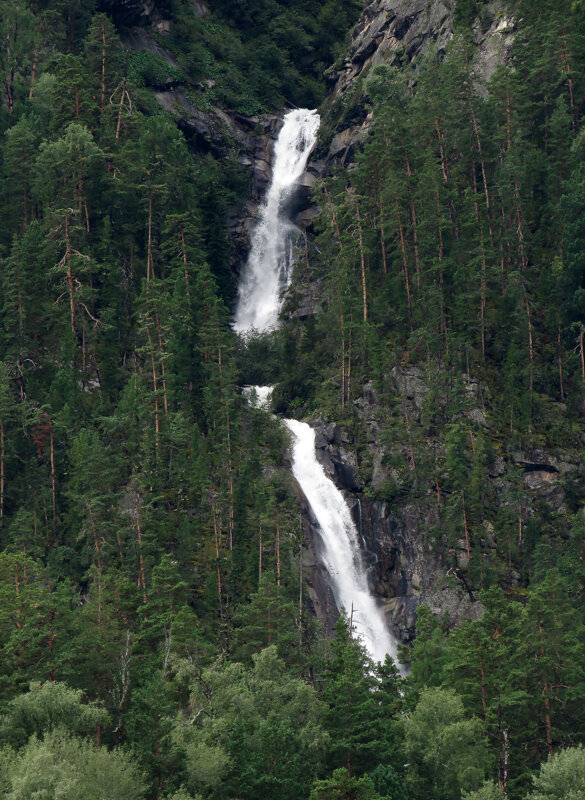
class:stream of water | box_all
[233,108,320,334]
[235,109,399,666]
[285,419,398,665]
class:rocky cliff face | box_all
[317,0,515,166]
[302,411,482,644]
[297,367,580,645]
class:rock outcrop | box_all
[294,364,581,646]
[317,0,515,166]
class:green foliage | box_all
[0,729,147,800]
[527,746,585,800]
[463,782,505,800]
[309,768,383,800]
[368,764,407,800]
[1,681,108,749]
[321,614,400,776]
[403,605,448,690]
[404,687,489,800]
[129,51,185,89]
[173,646,327,800]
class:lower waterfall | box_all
[285,420,398,666]
[236,109,400,667]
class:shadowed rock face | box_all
[307,416,425,644]
[98,0,164,26]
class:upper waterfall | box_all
[233,108,320,334]
[285,419,400,667]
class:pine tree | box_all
[322,613,388,777]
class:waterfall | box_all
[235,109,399,668]
[233,109,320,334]
[285,420,398,666]
[242,385,273,409]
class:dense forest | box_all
[1,0,585,798]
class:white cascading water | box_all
[242,385,273,410]
[236,109,399,667]
[233,109,320,334]
[285,420,398,666]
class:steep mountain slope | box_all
[274,0,585,658]
[2,0,585,797]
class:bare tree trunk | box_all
[473,191,487,362]
[435,116,450,183]
[146,327,160,451]
[100,21,107,116]
[432,175,448,349]
[405,157,421,290]
[467,88,494,242]
[48,608,56,682]
[304,234,313,314]
[49,423,57,541]
[394,192,413,329]
[515,182,528,270]
[65,215,76,336]
[115,51,129,141]
[402,382,416,472]
[347,323,352,405]
[86,502,103,630]
[215,329,234,550]
[29,41,41,99]
[544,688,553,756]
[462,491,471,567]
[377,182,388,275]
[135,507,147,604]
[4,68,15,119]
[579,326,585,384]
[339,294,346,409]
[212,497,223,621]
[538,621,554,756]
[180,223,191,297]
[498,694,508,791]
[479,654,487,721]
[155,313,168,414]
[0,420,4,531]
[276,508,281,587]
[518,501,523,550]
[147,193,153,282]
[324,187,350,406]
[561,39,577,130]
[351,191,368,323]
[298,538,303,648]
[525,295,534,419]
[84,198,90,235]
[558,327,564,401]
